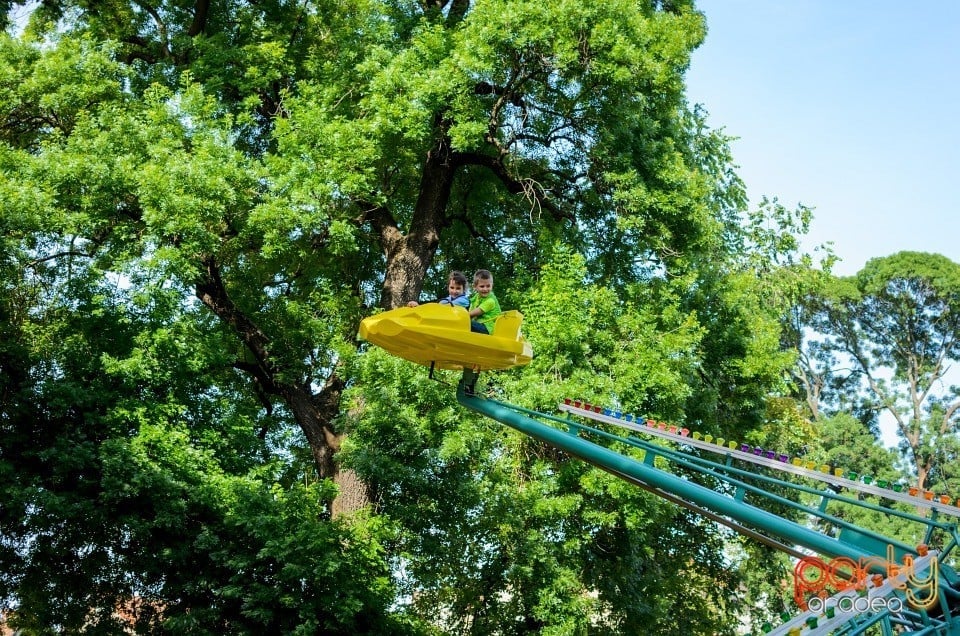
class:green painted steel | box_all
[455,370,960,635]
[459,383,874,564]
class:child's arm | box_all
[469,297,494,317]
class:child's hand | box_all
[407,301,419,307]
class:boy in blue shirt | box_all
[408,271,470,309]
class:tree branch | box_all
[188,0,210,37]
[132,0,171,58]
[195,256,275,376]
[452,151,575,223]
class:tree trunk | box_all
[375,144,456,309]
[195,257,369,515]
[197,137,456,516]
[916,465,929,492]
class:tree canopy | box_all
[799,251,960,493]
[0,0,890,633]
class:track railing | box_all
[456,370,960,635]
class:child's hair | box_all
[473,269,493,284]
[449,270,468,288]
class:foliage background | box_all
[2,1,958,634]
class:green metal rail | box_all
[456,370,960,635]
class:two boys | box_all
[408,269,501,334]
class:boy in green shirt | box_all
[468,269,501,334]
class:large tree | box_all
[6,0,716,514]
[801,251,960,492]
[0,0,810,631]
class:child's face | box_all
[448,281,465,297]
[474,278,493,296]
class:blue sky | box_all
[685,1,960,276]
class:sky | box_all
[685,1,960,276]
